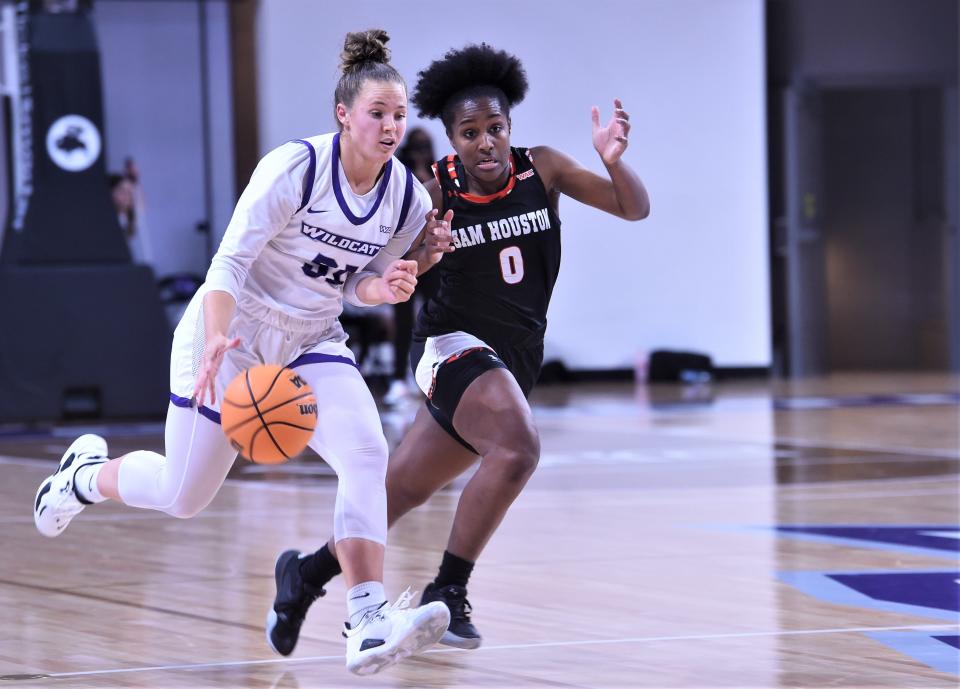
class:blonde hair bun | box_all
[340,29,391,71]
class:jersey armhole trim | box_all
[395,168,415,235]
[291,139,318,213]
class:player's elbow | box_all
[623,202,650,222]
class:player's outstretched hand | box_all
[193,333,241,407]
[423,209,455,266]
[379,259,418,304]
[592,98,631,166]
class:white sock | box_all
[74,462,108,503]
[346,581,386,628]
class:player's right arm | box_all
[193,291,241,407]
[193,143,306,406]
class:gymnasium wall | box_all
[93,0,235,278]
[0,1,236,278]
[766,0,960,373]
[254,0,771,370]
[769,0,958,82]
[0,0,769,372]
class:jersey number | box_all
[498,246,525,284]
[302,251,358,286]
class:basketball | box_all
[221,364,317,464]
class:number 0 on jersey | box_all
[499,246,524,284]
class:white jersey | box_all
[205,132,431,321]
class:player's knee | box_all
[386,470,433,515]
[160,486,215,519]
[164,500,205,519]
[370,434,390,470]
[336,509,387,544]
[501,445,540,484]
[350,436,389,483]
[334,479,386,543]
[490,427,540,484]
[386,474,429,512]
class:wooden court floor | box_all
[0,372,957,688]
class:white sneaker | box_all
[34,434,108,538]
[343,588,450,676]
[383,379,409,406]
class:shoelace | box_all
[343,587,418,638]
[457,598,473,621]
[442,587,473,620]
[278,580,323,620]
[388,586,416,611]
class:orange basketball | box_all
[221,364,317,464]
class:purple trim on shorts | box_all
[287,353,358,369]
[169,392,192,409]
[169,393,222,425]
[332,132,393,225]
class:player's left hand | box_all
[592,98,631,166]
[378,259,418,304]
[423,208,455,266]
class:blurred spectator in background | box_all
[385,127,439,405]
[38,0,89,12]
[109,157,153,266]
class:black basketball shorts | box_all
[409,332,511,453]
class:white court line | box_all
[0,454,62,468]
[776,487,959,501]
[2,484,957,528]
[0,508,330,525]
[6,452,955,494]
[3,450,955,530]
[0,454,342,494]
[921,530,960,540]
[2,486,957,527]
[536,451,959,470]
[43,622,959,679]
[763,435,960,461]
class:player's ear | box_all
[336,103,349,130]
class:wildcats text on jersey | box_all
[451,208,553,249]
[300,221,384,257]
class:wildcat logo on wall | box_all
[45,114,101,172]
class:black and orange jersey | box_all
[414,147,562,391]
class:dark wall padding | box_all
[0,265,171,421]
[2,11,129,265]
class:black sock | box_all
[299,544,342,588]
[434,550,475,589]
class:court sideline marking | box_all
[29,622,959,679]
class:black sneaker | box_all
[420,582,482,649]
[266,550,326,656]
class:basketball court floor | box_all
[0,372,957,688]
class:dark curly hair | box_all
[334,29,406,131]
[412,44,528,133]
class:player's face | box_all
[448,96,512,190]
[338,80,408,162]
